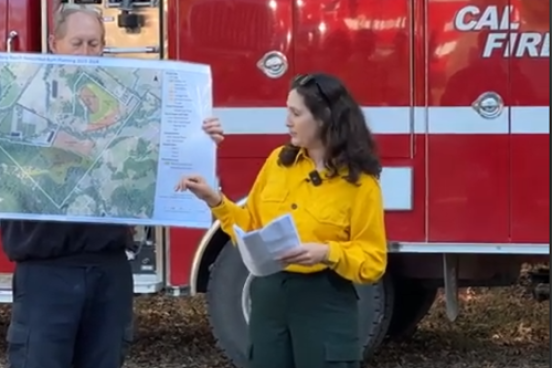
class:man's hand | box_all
[202,117,224,144]
[278,243,330,266]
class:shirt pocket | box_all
[259,184,289,218]
[304,201,349,239]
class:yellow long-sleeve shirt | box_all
[211,146,387,284]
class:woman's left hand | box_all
[202,117,224,144]
[278,243,329,266]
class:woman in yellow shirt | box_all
[176,73,387,368]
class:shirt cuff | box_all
[210,194,230,219]
[325,241,343,266]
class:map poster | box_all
[0,52,216,229]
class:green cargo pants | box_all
[248,270,361,368]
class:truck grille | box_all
[189,1,274,52]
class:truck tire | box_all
[385,278,437,340]
[206,243,250,368]
[206,243,395,367]
[357,272,395,359]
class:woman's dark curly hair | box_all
[278,73,382,184]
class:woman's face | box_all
[285,89,322,148]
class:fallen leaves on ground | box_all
[371,285,549,368]
[130,274,549,368]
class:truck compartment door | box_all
[168,0,295,159]
[508,0,550,243]
[7,0,41,53]
[426,0,511,243]
[165,0,295,286]
[294,0,415,159]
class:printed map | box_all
[0,62,162,220]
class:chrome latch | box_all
[472,92,504,119]
[6,31,18,53]
[256,51,288,79]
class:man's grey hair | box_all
[52,4,106,40]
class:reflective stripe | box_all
[214,106,549,135]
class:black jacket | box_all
[0,220,131,264]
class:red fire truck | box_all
[0,0,549,366]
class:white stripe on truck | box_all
[213,106,549,135]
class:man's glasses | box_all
[293,74,332,106]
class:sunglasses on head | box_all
[293,74,332,106]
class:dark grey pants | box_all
[7,259,134,368]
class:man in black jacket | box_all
[1,5,223,368]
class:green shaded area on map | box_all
[0,62,163,219]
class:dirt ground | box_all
[0,276,548,368]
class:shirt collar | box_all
[293,147,308,164]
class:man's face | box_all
[49,11,105,56]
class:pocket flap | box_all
[324,342,362,362]
[7,322,29,344]
[260,186,289,202]
[304,203,348,227]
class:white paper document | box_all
[233,214,301,277]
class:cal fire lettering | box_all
[454,5,549,58]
